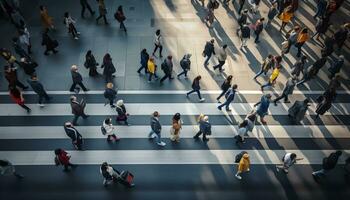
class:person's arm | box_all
[254,101,261,107]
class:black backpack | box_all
[101,126,107,135]
[235,151,248,163]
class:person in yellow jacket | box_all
[147,57,159,83]
[261,65,281,91]
[279,6,293,32]
[295,28,309,57]
[235,153,250,180]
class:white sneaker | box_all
[276,167,280,172]
[157,141,166,146]
[38,104,45,107]
[149,133,156,139]
[235,174,242,180]
[200,98,205,102]
[74,37,79,40]
[77,32,81,35]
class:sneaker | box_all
[184,76,188,79]
[199,98,205,102]
[38,103,45,107]
[284,100,291,103]
[276,166,280,172]
[77,32,81,35]
[149,133,156,139]
[217,106,222,110]
[226,109,232,112]
[235,174,242,180]
[157,141,166,146]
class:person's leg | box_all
[296,78,307,85]
[255,33,260,43]
[261,82,270,90]
[177,70,186,77]
[87,4,94,15]
[284,94,289,102]
[148,73,153,82]
[63,164,69,171]
[155,132,161,144]
[152,44,158,55]
[297,44,302,57]
[196,90,202,99]
[81,5,86,17]
[194,130,202,138]
[137,65,144,73]
[69,83,77,91]
[19,104,30,111]
[204,54,211,66]
[187,89,195,96]
[224,100,232,110]
[121,21,127,32]
[72,115,79,125]
[148,130,155,138]
[77,82,88,91]
[313,169,326,177]
[38,95,44,105]
[103,15,108,24]
[13,171,24,179]
[218,61,225,71]
[273,94,285,104]
[16,80,28,89]
[159,45,163,57]
[216,89,226,100]
[202,133,208,141]
[253,68,264,79]
[160,74,168,83]
[96,14,102,22]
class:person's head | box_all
[265,94,272,99]
[303,98,310,104]
[141,48,147,53]
[336,151,342,156]
[156,29,160,35]
[149,57,155,62]
[118,5,123,11]
[71,65,78,72]
[153,111,159,117]
[232,84,238,90]
[54,148,62,155]
[31,74,38,81]
[227,75,233,81]
[173,113,181,121]
[39,5,45,11]
[274,55,282,64]
[64,12,69,18]
[106,82,113,89]
[290,153,297,160]
[259,17,265,22]
[167,55,172,60]
[243,9,248,14]
[267,54,273,59]
[70,95,77,102]
[101,162,108,169]
[185,54,192,59]
[294,25,301,32]
[117,99,124,106]
[105,118,112,125]
[195,75,202,81]
[104,53,111,61]
[86,50,92,56]
[210,39,215,44]
[64,121,73,127]
[203,116,209,122]
[301,28,308,34]
[223,44,228,49]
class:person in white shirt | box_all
[213,44,227,72]
[64,12,80,40]
[102,118,119,142]
[152,29,163,58]
[276,153,303,174]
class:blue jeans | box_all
[218,99,233,110]
[148,130,161,143]
[313,169,328,177]
[204,54,212,66]
[261,82,272,89]
[253,68,267,79]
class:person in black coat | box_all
[159,55,173,84]
[315,88,336,118]
[312,16,331,41]
[70,95,89,125]
[19,57,37,76]
[101,53,116,83]
[27,75,52,107]
[80,0,95,18]
[69,65,89,92]
[217,75,232,102]
[137,49,149,74]
[12,37,30,60]
[177,54,191,79]
[240,23,250,48]
[104,82,117,107]
[64,122,83,150]
[273,76,297,105]
[84,50,99,76]
[203,39,215,66]
[297,56,328,86]
[312,151,342,180]
[186,75,205,102]
[237,9,248,34]
[41,28,58,55]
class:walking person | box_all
[100,162,117,187]
[253,54,274,79]
[281,25,300,56]
[332,23,349,51]
[80,0,95,18]
[297,55,327,86]
[27,75,52,107]
[114,5,127,32]
[12,37,30,60]
[204,7,215,28]
[147,57,159,82]
[276,153,303,174]
[236,120,248,144]
[312,16,331,41]
[96,0,108,24]
[84,50,99,77]
[104,82,117,108]
[291,55,307,79]
[177,54,191,79]
[273,76,297,105]
[279,5,293,32]
[313,0,328,19]
[217,75,233,102]
[69,65,89,92]
[0,159,24,179]
[253,17,264,43]
[237,9,248,35]
[18,24,32,54]
[202,39,215,67]
[64,12,80,40]
[240,23,251,49]
[8,85,31,113]
[312,151,342,180]
[186,75,205,102]
[327,75,341,92]
[237,0,246,14]
[102,118,120,142]
[315,89,337,118]
[137,49,149,74]
[4,65,28,90]
[152,29,163,58]
[70,95,89,126]
[101,53,116,83]
[116,100,130,125]
[159,55,174,85]
[193,114,211,142]
[39,5,55,30]
[261,65,281,91]
[288,99,310,124]
[235,152,250,180]
[170,113,182,143]
[254,93,271,124]
[19,57,37,76]
[64,122,83,150]
[41,28,58,55]
[148,111,166,146]
[266,2,278,27]
[213,44,228,72]
[218,84,238,111]
[295,28,309,57]
[328,55,344,79]
[54,148,76,172]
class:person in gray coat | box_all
[27,74,52,107]
[0,159,24,179]
[160,55,174,84]
[273,76,297,105]
[288,99,310,124]
[177,54,191,79]
[148,111,166,146]
[193,115,211,141]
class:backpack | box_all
[161,61,167,71]
[235,151,248,163]
[101,126,107,135]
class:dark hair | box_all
[232,84,238,89]
[195,75,201,80]
[267,54,273,59]
[173,113,181,121]
[156,29,160,35]
[260,17,265,21]
[39,5,44,10]
[86,50,92,56]
[301,28,308,33]
[303,98,310,104]
[0,160,9,166]
[239,120,248,128]
[167,55,172,60]
[247,113,256,122]
[275,56,282,63]
[105,118,111,124]
[118,5,123,11]
[103,53,111,63]
[141,48,147,53]
[64,12,69,18]
[290,153,297,160]
[223,44,228,49]
[54,148,62,155]
[153,111,159,117]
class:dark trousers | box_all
[107,97,115,106]
[255,32,260,43]
[96,14,108,24]
[187,89,202,99]
[160,74,172,83]
[194,130,207,140]
[177,69,188,77]
[153,44,163,57]
[216,88,228,100]
[105,74,113,83]
[213,60,225,71]
[218,99,233,110]
[19,104,30,111]
[148,73,158,81]
[119,21,127,31]
[107,134,118,141]
[12,80,27,90]
[63,163,75,171]
[72,113,88,125]
[137,63,148,73]
[238,3,244,14]
[295,42,304,57]
[253,68,267,79]
[81,4,94,17]
[70,82,88,92]
[274,93,289,103]
[69,24,78,38]
[38,93,51,104]
[204,54,212,66]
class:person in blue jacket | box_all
[218,84,238,111]
[254,93,271,124]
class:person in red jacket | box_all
[9,85,31,113]
[54,148,76,172]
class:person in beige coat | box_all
[39,5,54,30]
[170,113,182,142]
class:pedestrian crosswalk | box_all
[0,91,349,167]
